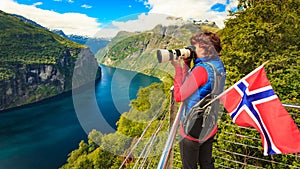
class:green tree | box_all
[220,0,300,102]
[215,0,300,168]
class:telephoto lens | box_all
[157,46,195,63]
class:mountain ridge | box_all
[51,29,110,54]
[0,10,100,111]
[96,22,219,79]
[3,11,110,54]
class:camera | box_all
[156,46,196,63]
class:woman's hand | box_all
[183,46,193,68]
[171,56,183,67]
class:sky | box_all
[0,0,238,38]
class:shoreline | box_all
[98,63,168,82]
[0,63,164,113]
[0,71,101,114]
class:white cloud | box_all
[95,27,120,39]
[114,13,184,31]
[0,0,238,38]
[0,0,101,37]
[95,0,238,38]
[32,2,43,7]
[95,13,185,38]
[144,0,238,28]
[81,4,92,9]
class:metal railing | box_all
[157,104,183,169]
[156,103,300,169]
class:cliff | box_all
[0,11,100,111]
[96,22,218,79]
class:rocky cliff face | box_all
[0,48,100,111]
[0,11,102,111]
[96,23,203,79]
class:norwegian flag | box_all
[219,64,300,155]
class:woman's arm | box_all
[173,66,208,102]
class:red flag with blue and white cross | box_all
[219,64,300,155]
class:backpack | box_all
[182,62,224,142]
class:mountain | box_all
[11,13,45,29]
[2,12,109,55]
[51,29,68,38]
[84,37,110,55]
[51,29,110,54]
[0,11,100,111]
[96,22,218,79]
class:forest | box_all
[0,11,85,80]
[61,0,300,168]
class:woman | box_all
[171,30,226,169]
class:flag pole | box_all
[202,60,270,109]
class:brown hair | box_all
[190,30,222,58]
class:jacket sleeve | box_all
[173,66,208,102]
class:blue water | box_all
[0,65,160,169]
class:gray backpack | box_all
[182,62,224,142]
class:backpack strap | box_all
[206,62,218,94]
[192,62,221,108]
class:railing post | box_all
[157,103,183,169]
[167,86,178,169]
